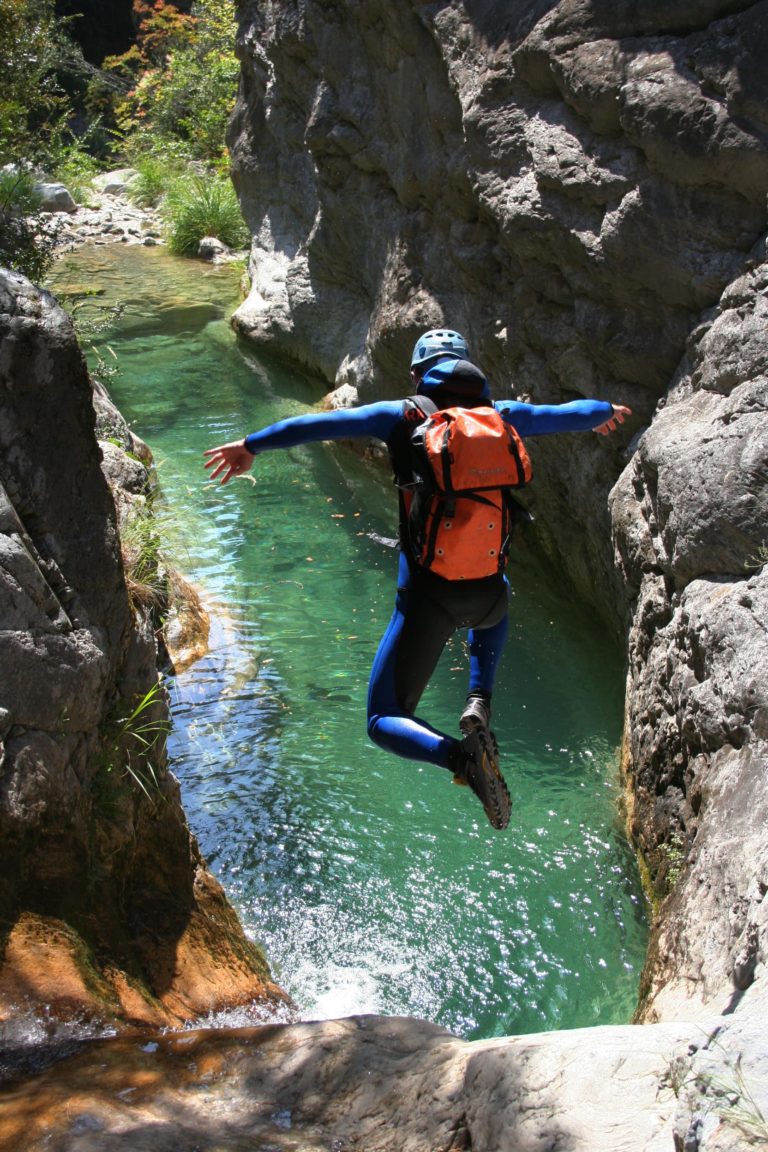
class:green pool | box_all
[51,244,648,1040]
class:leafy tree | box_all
[133,0,197,64]
[0,0,76,167]
[108,0,239,166]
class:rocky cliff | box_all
[0,267,285,1029]
[229,0,768,1024]
[222,2,768,1142]
[229,0,768,618]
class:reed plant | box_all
[163,172,248,256]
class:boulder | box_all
[32,182,77,213]
[91,168,138,196]
[197,234,229,260]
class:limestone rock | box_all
[32,182,77,213]
[91,168,139,196]
[610,244,768,1023]
[228,0,768,619]
[197,234,229,261]
[2,999,767,1152]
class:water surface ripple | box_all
[51,246,648,1040]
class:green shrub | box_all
[0,166,42,216]
[126,149,184,207]
[108,0,238,169]
[0,166,59,280]
[163,173,247,256]
[52,137,103,204]
[0,0,72,169]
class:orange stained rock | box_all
[0,901,290,1032]
[0,1025,288,1152]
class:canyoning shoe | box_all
[452,728,511,831]
[459,694,492,736]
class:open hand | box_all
[594,404,632,436]
[203,440,255,485]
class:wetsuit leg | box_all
[367,558,510,770]
[468,582,510,695]
[367,584,457,768]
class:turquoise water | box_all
[51,245,648,1040]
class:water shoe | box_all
[452,728,511,831]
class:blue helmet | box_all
[410,328,469,373]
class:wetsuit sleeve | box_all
[244,400,404,454]
[495,399,614,436]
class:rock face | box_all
[611,250,768,1024]
[0,268,286,1028]
[229,0,768,614]
[229,0,768,1020]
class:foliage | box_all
[59,286,126,386]
[1,0,245,276]
[50,129,104,203]
[0,1,94,275]
[0,0,85,170]
[135,0,198,66]
[164,172,247,256]
[109,680,170,801]
[125,147,186,207]
[666,1036,768,1147]
[0,166,41,217]
[121,500,165,611]
[0,167,60,279]
[663,830,686,892]
[108,0,239,167]
[746,543,768,570]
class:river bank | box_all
[41,169,164,253]
[40,167,244,265]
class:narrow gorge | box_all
[1,1,767,1149]
[228,0,768,1027]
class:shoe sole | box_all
[462,730,511,831]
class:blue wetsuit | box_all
[245,395,613,771]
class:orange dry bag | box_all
[397,399,532,581]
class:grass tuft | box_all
[163,173,248,257]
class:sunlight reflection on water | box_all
[49,245,649,1040]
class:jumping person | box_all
[204,329,631,831]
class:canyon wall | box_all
[229,0,768,618]
[229,0,768,1030]
[0,267,286,1030]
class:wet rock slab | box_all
[2,994,767,1152]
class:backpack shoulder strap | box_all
[403,394,437,420]
[388,396,436,478]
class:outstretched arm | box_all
[203,400,404,485]
[497,398,632,437]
